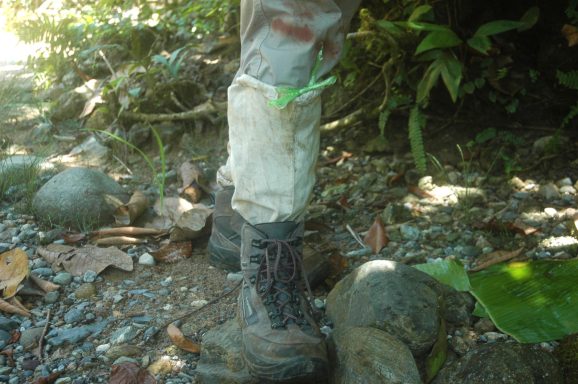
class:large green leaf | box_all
[425,319,447,383]
[474,20,525,37]
[518,6,540,32]
[414,259,470,291]
[415,30,462,55]
[466,35,492,54]
[416,60,442,103]
[409,5,433,22]
[470,260,578,343]
[439,54,463,103]
[395,21,450,32]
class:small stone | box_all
[53,272,72,286]
[482,331,508,343]
[557,177,573,187]
[226,272,243,282]
[83,270,97,283]
[31,268,53,277]
[418,176,434,191]
[138,253,156,266]
[74,283,96,299]
[20,327,45,350]
[509,176,526,189]
[110,326,139,345]
[400,224,420,241]
[44,291,60,304]
[474,318,496,333]
[64,305,86,325]
[538,183,561,201]
[544,207,558,218]
[106,345,143,360]
[95,343,111,354]
[560,185,576,195]
[0,317,19,332]
[54,378,72,384]
[113,357,139,366]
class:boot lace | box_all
[252,237,314,330]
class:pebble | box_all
[226,272,243,282]
[400,224,420,241]
[74,283,96,299]
[557,177,573,187]
[0,317,19,332]
[55,378,72,384]
[44,291,60,304]
[544,207,557,218]
[110,326,139,345]
[95,344,111,354]
[82,271,97,283]
[138,252,156,266]
[31,268,53,277]
[538,183,561,201]
[53,272,73,286]
[560,185,576,195]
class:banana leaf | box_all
[414,259,470,291]
[469,259,578,343]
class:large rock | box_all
[326,260,444,356]
[196,319,258,384]
[32,167,129,229]
[329,327,421,384]
[433,343,563,384]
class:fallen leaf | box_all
[562,24,578,47]
[408,185,434,199]
[0,297,30,317]
[177,160,202,193]
[151,242,192,263]
[109,362,157,384]
[180,183,203,204]
[470,247,525,272]
[37,244,133,276]
[154,197,194,224]
[114,191,149,226]
[8,329,20,344]
[170,204,213,241]
[62,232,86,245]
[32,371,61,384]
[0,248,29,299]
[166,323,201,353]
[363,216,388,254]
[29,275,60,293]
[509,219,539,236]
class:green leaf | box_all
[375,20,404,35]
[424,319,447,383]
[519,6,540,31]
[395,21,450,32]
[409,5,433,22]
[414,259,471,292]
[466,35,492,54]
[474,20,524,37]
[469,259,578,343]
[439,54,463,103]
[473,302,489,318]
[416,60,442,103]
[415,30,462,55]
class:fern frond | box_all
[409,106,427,174]
[562,100,578,128]
[557,70,578,91]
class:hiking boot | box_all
[238,221,328,382]
[208,187,244,271]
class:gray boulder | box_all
[196,319,258,384]
[433,343,563,384]
[33,167,129,229]
[329,327,421,384]
[326,260,444,356]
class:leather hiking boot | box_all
[208,187,245,271]
[238,221,328,382]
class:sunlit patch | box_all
[505,261,532,280]
[0,11,45,69]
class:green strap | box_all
[268,50,337,109]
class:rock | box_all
[0,317,19,332]
[329,327,421,384]
[110,326,139,345]
[50,89,86,121]
[138,253,156,266]
[84,108,112,131]
[44,291,60,304]
[96,343,111,354]
[82,270,97,283]
[326,260,441,355]
[560,185,576,195]
[53,272,73,286]
[400,224,421,241]
[196,319,258,384]
[539,236,578,255]
[532,135,568,155]
[62,136,110,167]
[32,167,129,229]
[20,327,45,350]
[557,177,573,187]
[0,330,10,347]
[538,183,561,201]
[74,283,96,299]
[47,321,109,346]
[64,303,89,324]
[433,343,563,384]
[105,345,142,360]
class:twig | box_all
[122,100,227,122]
[35,309,51,363]
[93,236,146,245]
[90,227,167,238]
[136,280,242,346]
[170,92,189,112]
[112,155,133,175]
[98,50,117,78]
[345,224,366,248]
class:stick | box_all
[121,100,226,122]
[90,227,167,237]
[345,224,366,248]
[34,309,51,363]
[93,236,146,246]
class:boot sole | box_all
[242,343,328,383]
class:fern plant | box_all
[557,70,578,128]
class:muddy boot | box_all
[238,221,328,382]
[208,187,244,271]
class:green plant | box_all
[152,47,187,79]
[0,156,45,212]
[557,70,578,128]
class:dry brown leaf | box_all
[93,236,146,246]
[154,197,194,223]
[167,323,201,353]
[364,216,388,254]
[170,204,213,241]
[151,242,192,263]
[109,362,157,384]
[32,371,61,384]
[37,244,133,276]
[0,297,30,317]
[0,248,29,299]
[114,191,149,226]
[29,275,59,293]
[470,247,525,272]
[509,219,539,236]
[562,24,578,47]
[180,184,203,204]
[178,161,202,193]
[408,185,434,199]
